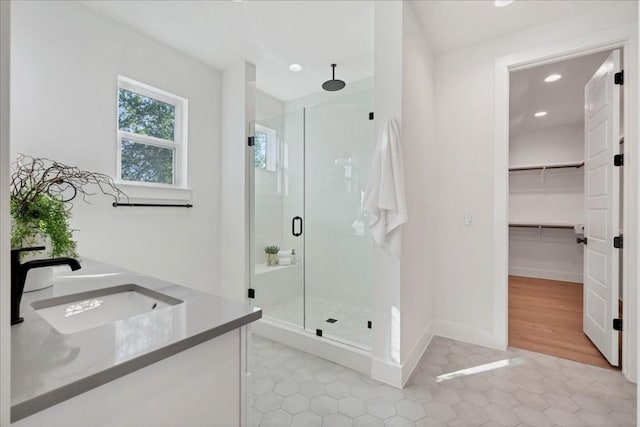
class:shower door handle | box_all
[292,216,303,237]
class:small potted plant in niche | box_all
[264,245,280,266]
[10,154,127,291]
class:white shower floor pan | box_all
[261,295,372,349]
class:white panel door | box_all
[583,50,621,366]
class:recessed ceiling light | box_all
[494,0,515,7]
[534,111,547,117]
[544,74,562,82]
[289,64,303,72]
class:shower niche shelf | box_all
[254,263,299,276]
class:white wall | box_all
[509,123,584,282]
[510,123,584,166]
[254,90,285,265]
[637,3,640,404]
[509,227,584,283]
[10,1,222,294]
[371,0,403,386]
[279,108,304,262]
[220,61,255,303]
[301,89,375,310]
[370,1,437,387]
[1,2,11,425]
[256,90,284,124]
[433,1,637,350]
[399,1,436,384]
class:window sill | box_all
[115,182,192,204]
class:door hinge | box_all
[614,154,624,167]
[248,136,255,147]
[613,318,622,331]
[367,321,372,329]
[369,112,374,120]
[614,70,624,86]
[576,237,587,245]
[247,288,255,299]
[614,235,623,249]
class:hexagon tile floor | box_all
[250,335,636,427]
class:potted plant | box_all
[264,245,280,266]
[10,154,126,291]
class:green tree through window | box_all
[118,89,175,140]
[254,132,267,169]
[121,139,174,184]
[117,84,182,185]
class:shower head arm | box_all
[322,63,345,92]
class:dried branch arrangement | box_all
[10,154,127,257]
[11,154,127,214]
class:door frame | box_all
[494,25,638,382]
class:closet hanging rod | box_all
[509,223,575,230]
[509,161,584,172]
[112,202,193,208]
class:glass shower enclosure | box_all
[250,89,374,350]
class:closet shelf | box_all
[509,222,577,230]
[509,160,584,172]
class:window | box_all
[117,77,188,187]
[254,124,277,172]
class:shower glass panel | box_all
[304,90,375,349]
[251,109,304,328]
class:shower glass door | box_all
[304,90,375,349]
[250,88,374,350]
[251,109,305,329]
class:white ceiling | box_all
[80,1,374,102]
[410,0,613,55]
[81,0,615,102]
[509,50,612,133]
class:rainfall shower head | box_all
[322,64,346,92]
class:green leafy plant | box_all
[10,154,127,257]
[264,245,280,255]
[11,194,76,257]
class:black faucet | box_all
[11,246,81,325]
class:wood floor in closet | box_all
[508,275,616,370]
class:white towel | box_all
[363,118,407,257]
[278,257,291,266]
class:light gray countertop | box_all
[11,259,261,422]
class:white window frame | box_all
[255,124,277,172]
[116,76,189,189]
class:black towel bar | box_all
[112,202,193,208]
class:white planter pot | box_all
[23,265,54,292]
[265,253,279,266]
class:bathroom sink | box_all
[31,284,183,334]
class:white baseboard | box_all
[252,318,371,375]
[401,322,434,386]
[433,319,505,351]
[371,357,402,387]
[371,322,434,388]
[509,266,582,283]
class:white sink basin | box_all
[31,284,183,334]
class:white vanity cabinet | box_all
[12,327,249,427]
[11,260,258,427]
